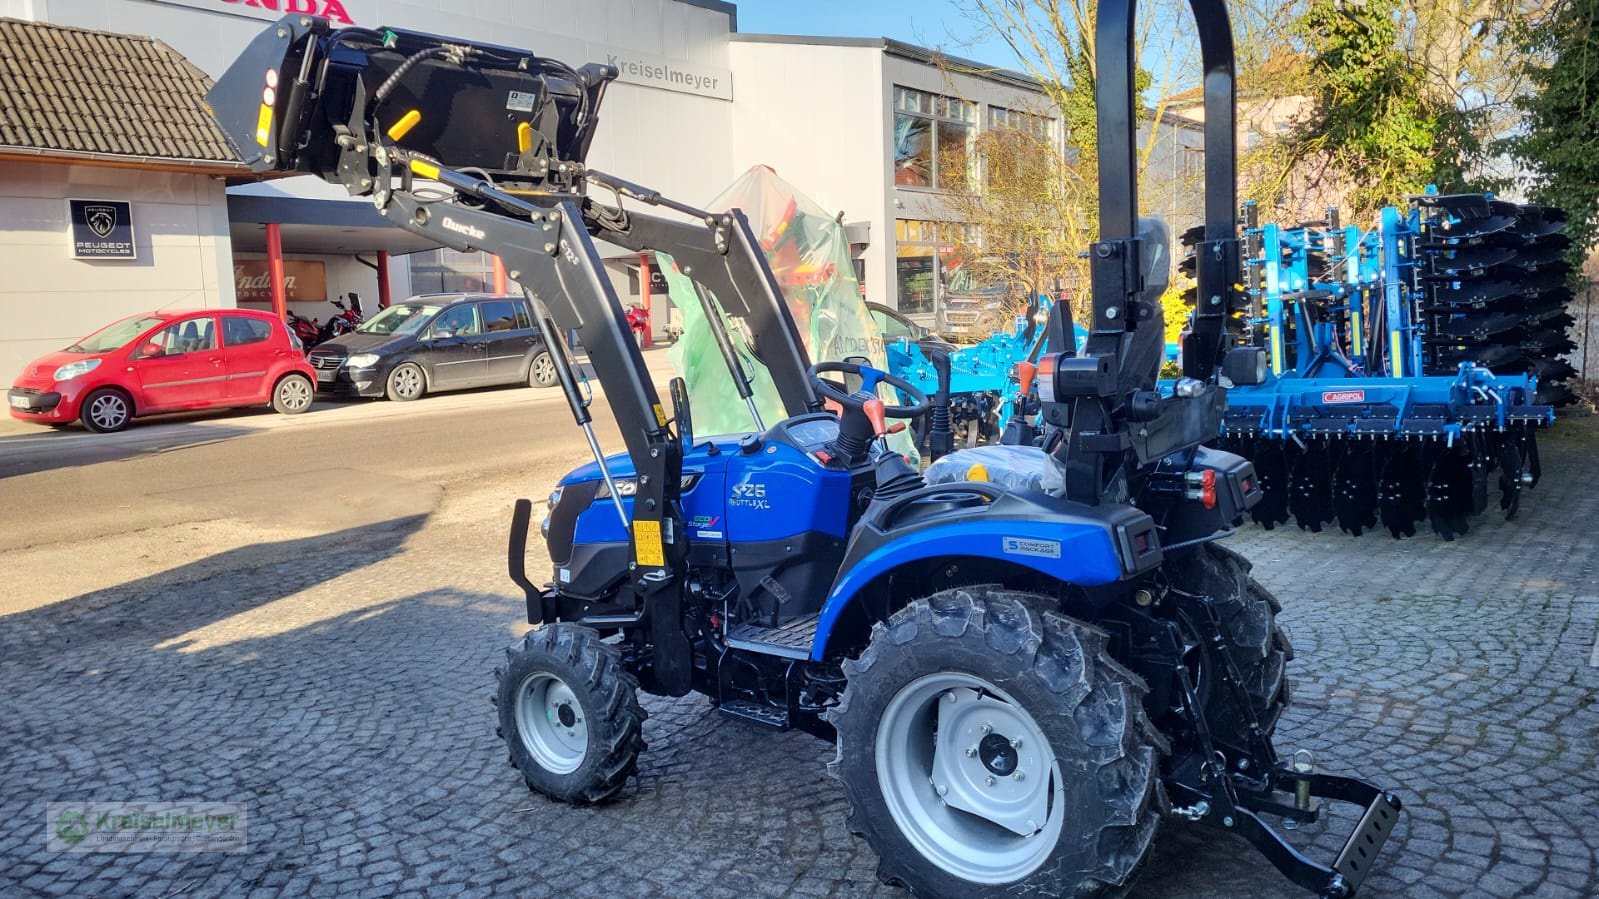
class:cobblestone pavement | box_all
[2,417,1597,898]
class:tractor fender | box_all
[809,505,1157,661]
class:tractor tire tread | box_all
[830,586,1162,898]
[494,624,647,805]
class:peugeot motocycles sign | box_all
[68,199,136,259]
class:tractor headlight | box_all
[52,358,101,381]
[547,486,563,508]
[594,475,699,499]
[345,353,380,369]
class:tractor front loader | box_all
[207,5,1402,896]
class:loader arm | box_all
[205,16,821,693]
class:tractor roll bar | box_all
[1092,0,1241,383]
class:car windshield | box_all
[64,315,167,353]
[356,303,442,336]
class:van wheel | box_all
[271,373,314,415]
[528,351,558,388]
[80,388,133,433]
[386,363,426,401]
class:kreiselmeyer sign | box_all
[68,199,136,260]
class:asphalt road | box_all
[0,382,625,613]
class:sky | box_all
[732,0,1201,94]
[733,0,1024,71]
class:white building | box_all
[0,0,1204,378]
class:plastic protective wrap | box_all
[924,445,1051,493]
[661,166,914,455]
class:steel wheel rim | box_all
[89,394,128,430]
[394,366,422,398]
[278,377,311,411]
[874,672,1064,884]
[532,354,555,385]
[513,672,587,774]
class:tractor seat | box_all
[924,444,1050,493]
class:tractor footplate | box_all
[1229,770,1403,898]
[718,698,790,730]
[726,613,819,661]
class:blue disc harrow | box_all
[1191,192,1569,539]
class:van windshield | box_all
[64,315,166,353]
[356,303,442,336]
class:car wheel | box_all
[527,351,558,388]
[386,362,426,402]
[79,388,133,433]
[271,373,314,415]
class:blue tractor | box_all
[210,5,1400,896]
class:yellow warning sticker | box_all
[653,404,668,428]
[633,519,664,567]
[254,105,273,146]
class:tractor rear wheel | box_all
[493,624,646,804]
[1169,543,1293,743]
[830,586,1163,897]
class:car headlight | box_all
[346,353,380,368]
[52,359,102,381]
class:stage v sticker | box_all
[1003,536,1061,559]
[68,199,135,259]
[1321,390,1367,404]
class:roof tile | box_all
[0,17,241,164]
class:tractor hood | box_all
[558,435,746,486]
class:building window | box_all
[1181,146,1204,178]
[409,248,494,294]
[988,106,1055,143]
[894,86,976,191]
[895,218,978,317]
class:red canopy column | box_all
[265,222,287,320]
[492,255,507,294]
[376,250,392,309]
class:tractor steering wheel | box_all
[808,360,929,466]
[808,360,930,419]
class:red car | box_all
[8,309,317,433]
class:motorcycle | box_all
[285,309,321,350]
[316,293,365,344]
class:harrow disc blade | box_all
[1526,428,1542,487]
[1288,440,1335,532]
[1423,244,1519,279]
[1468,435,1491,517]
[1249,438,1293,529]
[1427,279,1519,308]
[1511,204,1568,240]
[1378,445,1425,538]
[1437,311,1523,340]
[1333,442,1380,536]
[1425,447,1474,540]
[1531,357,1577,383]
[1499,440,1524,520]
[1536,381,1577,407]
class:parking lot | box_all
[1,396,1596,898]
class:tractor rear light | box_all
[1184,469,1218,508]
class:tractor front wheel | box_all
[830,586,1163,897]
[494,624,646,804]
